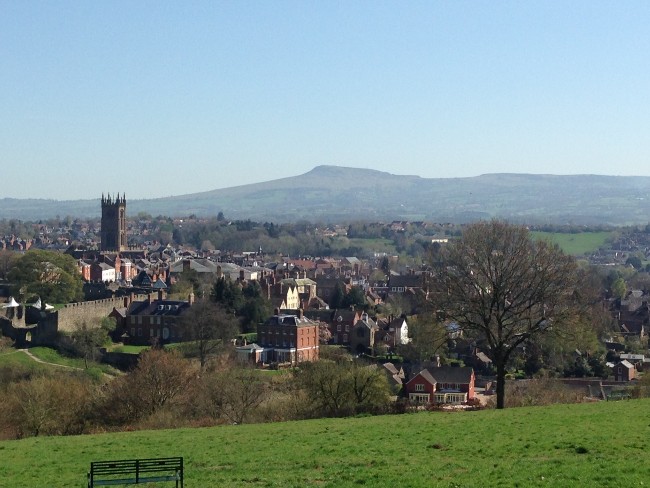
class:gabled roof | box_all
[408,366,474,386]
[618,360,635,369]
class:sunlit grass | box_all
[531,231,612,256]
[1,398,649,487]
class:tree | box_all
[328,282,345,309]
[0,249,18,281]
[8,250,83,303]
[103,349,196,423]
[398,316,448,363]
[611,277,627,299]
[342,286,366,308]
[432,221,579,409]
[181,299,240,369]
[70,317,116,369]
[203,365,267,424]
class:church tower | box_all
[100,193,127,252]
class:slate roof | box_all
[410,366,474,386]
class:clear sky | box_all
[2,1,650,200]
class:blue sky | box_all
[2,1,649,200]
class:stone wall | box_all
[57,294,147,332]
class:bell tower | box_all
[100,193,127,252]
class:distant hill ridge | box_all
[3,165,650,224]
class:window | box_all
[409,393,429,404]
[137,328,142,337]
[337,324,341,332]
[345,325,350,332]
[415,383,425,392]
[343,334,348,342]
[131,328,136,336]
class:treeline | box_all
[0,348,396,440]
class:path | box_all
[18,348,83,370]
[16,349,117,379]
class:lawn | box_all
[1,399,649,487]
[0,349,46,371]
[531,231,612,256]
[108,344,150,354]
[28,347,119,376]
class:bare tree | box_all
[205,366,267,424]
[181,299,240,370]
[432,221,579,409]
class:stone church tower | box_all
[100,193,127,252]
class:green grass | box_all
[1,399,650,486]
[0,350,46,371]
[108,344,149,354]
[28,347,119,376]
[531,231,612,255]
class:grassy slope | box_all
[531,231,612,256]
[1,399,649,487]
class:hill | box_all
[4,166,650,224]
[2,399,649,486]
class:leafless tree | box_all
[432,220,579,409]
[181,299,240,370]
[204,365,267,424]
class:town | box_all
[1,194,649,440]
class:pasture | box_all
[0,398,649,487]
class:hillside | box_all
[2,399,649,486]
[3,166,650,224]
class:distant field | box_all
[531,231,612,255]
[1,398,649,486]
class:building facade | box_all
[256,311,319,365]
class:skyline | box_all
[2,1,650,200]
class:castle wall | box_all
[57,295,147,332]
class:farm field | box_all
[531,231,612,255]
[0,398,649,487]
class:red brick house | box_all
[405,366,475,405]
[256,311,319,365]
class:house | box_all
[255,311,319,365]
[382,362,406,393]
[613,360,636,382]
[376,316,410,349]
[404,366,475,405]
[349,313,379,354]
[304,308,360,345]
[388,272,425,293]
[120,290,194,345]
[90,262,116,283]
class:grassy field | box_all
[108,344,150,354]
[0,349,46,371]
[531,231,612,256]
[1,399,649,487]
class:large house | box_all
[113,290,194,345]
[252,311,319,365]
[404,366,475,405]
